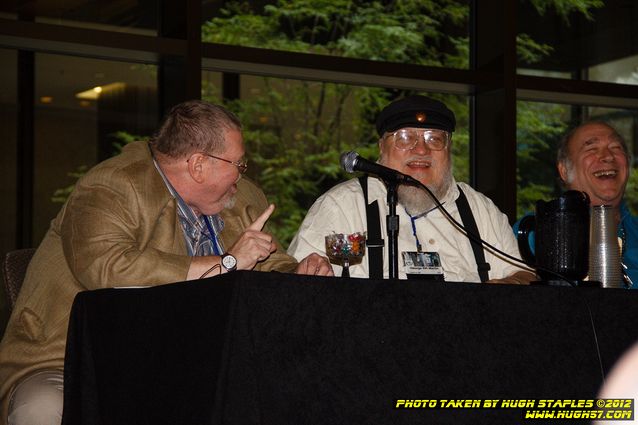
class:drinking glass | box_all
[324,232,366,277]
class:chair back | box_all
[2,248,36,312]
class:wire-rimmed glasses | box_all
[384,128,450,151]
[199,153,248,174]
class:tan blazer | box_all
[0,141,297,421]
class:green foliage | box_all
[203,0,470,68]
[517,34,554,65]
[529,0,604,21]
[203,1,474,244]
[52,0,617,249]
[517,0,602,65]
[626,170,638,214]
[200,0,608,244]
[213,81,398,243]
[111,131,150,153]
[516,101,569,216]
[517,183,556,215]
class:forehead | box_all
[570,123,617,148]
[221,128,245,154]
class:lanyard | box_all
[408,214,423,253]
[406,204,443,253]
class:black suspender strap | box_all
[358,176,384,279]
[455,185,490,282]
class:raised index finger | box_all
[247,204,275,231]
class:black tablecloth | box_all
[62,271,638,424]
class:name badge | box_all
[402,251,444,281]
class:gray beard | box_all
[223,195,236,210]
[398,172,454,216]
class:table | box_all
[61,271,638,424]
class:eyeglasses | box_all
[199,153,248,174]
[384,129,450,151]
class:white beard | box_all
[398,170,454,216]
[223,195,236,210]
[222,175,242,210]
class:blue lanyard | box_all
[408,213,423,253]
[405,203,445,254]
[203,215,222,256]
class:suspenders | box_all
[358,176,384,279]
[357,176,490,282]
[455,188,491,282]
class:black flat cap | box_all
[376,95,456,136]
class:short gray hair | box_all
[151,100,241,158]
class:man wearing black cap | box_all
[288,95,534,283]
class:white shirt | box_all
[288,177,528,281]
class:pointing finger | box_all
[247,204,275,231]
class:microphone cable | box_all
[404,178,606,385]
[341,150,605,384]
[411,179,577,286]
[342,150,581,285]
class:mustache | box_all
[405,155,434,163]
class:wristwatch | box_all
[221,253,237,272]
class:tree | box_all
[53,0,616,246]
[202,0,607,243]
[203,0,471,243]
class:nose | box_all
[599,146,615,162]
[411,137,432,154]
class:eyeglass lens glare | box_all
[392,129,448,150]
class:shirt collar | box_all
[442,177,459,206]
[152,157,203,227]
[151,155,225,255]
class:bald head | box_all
[557,121,629,207]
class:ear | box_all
[557,161,566,183]
[187,153,207,184]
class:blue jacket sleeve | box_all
[512,212,535,256]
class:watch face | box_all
[222,254,237,271]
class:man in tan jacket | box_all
[0,100,332,425]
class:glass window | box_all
[0,9,16,20]
[202,70,469,245]
[202,1,470,69]
[516,101,638,217]
[0,48,17,330]
[1,0,159,35]
[589,54,638,85]
[0,49,17,256]
[33,53,158,242]
[517,1,638,85]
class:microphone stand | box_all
[385,180,400,280]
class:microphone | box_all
[340,151,417,184]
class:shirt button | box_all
[428,239,436,245]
